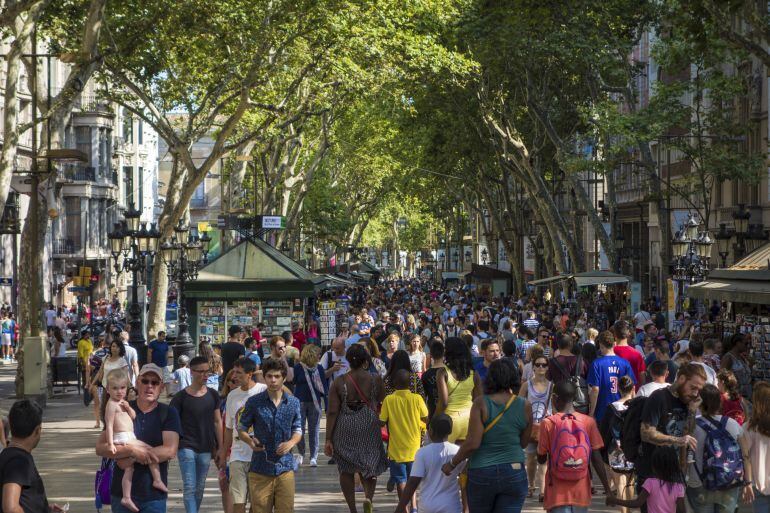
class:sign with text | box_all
[260,216,285,229]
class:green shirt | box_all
[469,395,527,469]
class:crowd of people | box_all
[0,280,767,513]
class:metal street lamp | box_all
[615,232,625,273]
[715,223,732,268]
[108,206,160,363]
[670,213,713,312]
[464,249,471,263]
[481,248,488,265]
[159,220,211,365]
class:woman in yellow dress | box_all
[435,337,481,442]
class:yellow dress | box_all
[445,370,475,442]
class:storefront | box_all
[185,238,317,345]
[462,264,512,298]
[687,243,770,382]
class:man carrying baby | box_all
[96,363,182,513]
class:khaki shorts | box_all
[228,460,251,504]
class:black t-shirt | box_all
[111,402,182,502]
[170,388,221,453]
[638,387,688,478]
[220,341,246,377]
[0,447,48,513]
[421,367,440,419]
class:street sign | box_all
[216,215,226,229]
[0,278,12,286]
[260,215,285,229]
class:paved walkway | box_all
[0,361,627,512]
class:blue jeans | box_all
[467,463,528,513]
[550,507,588,513]
[177,448,212,513]
[110,497,166,513]
[297,401,321,460]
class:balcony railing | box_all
[52,238,81,255]
[77,95,112,114]
[63,165,96,182]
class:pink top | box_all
[642,478,684,513]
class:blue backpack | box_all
[695,416,745,491]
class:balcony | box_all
[76,94,113,115]
[62,165,96,182]
[52,238,81,255]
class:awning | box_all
[572,271,629,287]
[528,271,629,287]
[528,274,571,286]
[442,272,460,280]
[687,277,770,303]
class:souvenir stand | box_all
[185,238,317,346]
[688,243,770,381]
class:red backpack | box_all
[548,413,591,482]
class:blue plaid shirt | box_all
[238,390,302,476]
[519,339,538,362]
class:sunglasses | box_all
[192,368,211,374]
[533,362,549,368]
[140,378,161,386]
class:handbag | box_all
[94,457,114,510]
[346,375,389,442]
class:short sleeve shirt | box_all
[0,447,49,513]
[537,412,603,510]
[111,402,182,502]
[639,387,689,478]
[170,388,222,453]
[379,390,428,463]
[588,354,635,422]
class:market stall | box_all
[185,238,317,345]
[463,264,512,298]
[687,243,770,381]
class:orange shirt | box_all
[537,412,603,510]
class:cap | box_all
[138,363,164,379]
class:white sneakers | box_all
[310,458,317,467]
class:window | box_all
[124,166,134,207]
[98,128,108,172]
[75,126,91,162]
[64,197,81,248]
[138,119,143,145]
[122,109,133,144]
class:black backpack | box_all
[620,395,647,463]
[551,355,589,414]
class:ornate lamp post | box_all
[615,232,625,273]
[159,221,211,365]
[108,204,160,363]
[670,214,713,313]
[481,248,488,265]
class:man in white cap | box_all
[96,363,182,512]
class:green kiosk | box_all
[186,237,317,345]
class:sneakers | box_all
[310,458,317,467]
[386,478,395,492]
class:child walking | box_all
[607,446,685,513]
[394,413,465,513]
[380,369,429,513]
[102,369,167,512]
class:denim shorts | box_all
[389,460,413,484]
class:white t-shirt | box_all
[411,442,465,513]
[123,344,138,385]
[225,383,268,463]
[637,381,669,397]
[687,415,742,488]
[691,361,717,386]
[321,350,349,381]
[44,309,57,326]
